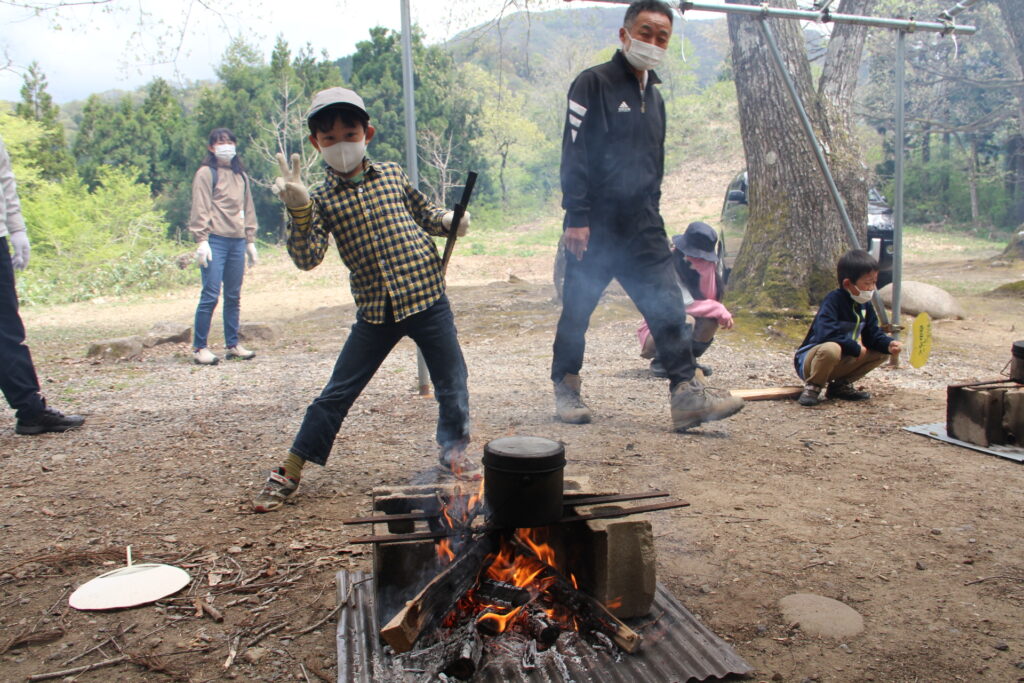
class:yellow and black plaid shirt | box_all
[286,160,448,324]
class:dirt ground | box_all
[2,163,1023,683]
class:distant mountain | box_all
[445,7,730,88]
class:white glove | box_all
[443,210,471,237]
[195,241,212,268]
[246,242,258,268]
[9,230,30,271]
[272,152,311,209]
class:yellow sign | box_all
[910,311,932,368]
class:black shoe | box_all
[649,358,668,378]
[797,383,822,407]
[826,380,871,401]
[15,407,85,435]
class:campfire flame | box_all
[431,465,586,642]
[435,478,485,564]
[446,528,581,637]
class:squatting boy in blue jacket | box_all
[794,249,903,406]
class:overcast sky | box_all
[0,0,629,104]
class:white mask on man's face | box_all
[622,32,666,71]
[214,143,236,161]
[320,140,366,174]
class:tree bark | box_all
[995,0,1024,228]
[726,0,874,311]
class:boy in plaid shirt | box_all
[254,87,473,512]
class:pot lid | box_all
[483,436,565,472]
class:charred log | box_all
[475,579,530,609]
[440,621,483,680]
[527,611,561,647]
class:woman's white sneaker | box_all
[193,348,220,365]
[226,345,256,360]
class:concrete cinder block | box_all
[573,506,656,619]
[1004,390,1023,444]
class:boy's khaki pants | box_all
[803,342,888,387]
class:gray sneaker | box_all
[670,379,744,432]
[252,468,299,512]
[554,373,593,424]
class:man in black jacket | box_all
[552,0,743,432]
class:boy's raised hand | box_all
[272,152,311,209]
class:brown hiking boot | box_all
[554,373,593,424]
[670,379,744,432]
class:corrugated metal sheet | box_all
[336,570,751,683]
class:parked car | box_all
[720,170,895,288]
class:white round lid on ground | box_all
[69,563,191,610]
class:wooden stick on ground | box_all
[28,655,130,682]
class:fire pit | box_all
[336,437,752,682]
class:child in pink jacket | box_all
[638,222,733,378]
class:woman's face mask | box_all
[320,140,366,175]
[213,143,236,161]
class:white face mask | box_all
[320,140,366,174]
[622,32,666,72]
[213,143,236,161]
[850,287,874,304]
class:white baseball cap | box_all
[306,87,368,123]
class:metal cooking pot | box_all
[1011,340,1024,383]
[483,436,565,528]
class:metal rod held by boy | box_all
[442,171,478,274]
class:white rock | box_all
[878,281,965,320]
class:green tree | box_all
[349,26,484,205]
[193,37,343,239]
[14,62,75,180]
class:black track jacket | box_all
[560,50,666,239]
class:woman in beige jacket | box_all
[188,128,259,365]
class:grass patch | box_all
[902,224,1008,261]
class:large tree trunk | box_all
[996,0,1024,228]
[726,0,873,311]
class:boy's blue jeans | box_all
[193,234,246,350]
[290,295,470,467]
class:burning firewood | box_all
[380,534,497,653]
[474,579,530,609]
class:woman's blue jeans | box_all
[290,295,470,467]
[193,234,246,350]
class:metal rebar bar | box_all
[891,30,906,329]
[758,20,858,249]
[579,0,977,35]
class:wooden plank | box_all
[730,386,804,401]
